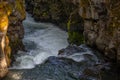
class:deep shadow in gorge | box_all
[0,0,119,80]
[3,12,118,79]
[3,10,117,80]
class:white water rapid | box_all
[11,13,69,69]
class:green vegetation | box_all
[68,31,84,45]
[67,11,84,45]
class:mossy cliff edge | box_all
[0,0,26,78]
[26,0,119,61]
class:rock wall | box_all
[7,0,26,54]
[0,0,26,78]
[75,0,119,61]
[26,0,119,61]
[26,0,76,27]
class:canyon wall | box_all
[25,0,119,61]
[0,0,26,78]
[76,0,119,61]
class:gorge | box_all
[0,0,119,80]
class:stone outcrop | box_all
[0,0,26,78]
[7,0,26,54]
[25,0,119,61]
[75,0,119,61]
[26,0,76,25]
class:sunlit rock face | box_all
[0,0,26,78]
[0,4,9,78]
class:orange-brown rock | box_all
[0,0,26,78]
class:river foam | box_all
[11,13,69,69]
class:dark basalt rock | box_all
[5,45,116,80]
[25,0,82,31]
[58,45,85,56]
[3,56,117,80]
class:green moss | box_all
[67,19,71,30]
[33,8,40,15]
[67,11,84,45]
[15,0,26,19]
[42,12,47,17]
[68,31,84,45]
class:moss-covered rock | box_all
[68,32,84,45]
[67,12,84,45]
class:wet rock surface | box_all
[3,45,117,80]
[3,56,117,80]
[58,45,85,56]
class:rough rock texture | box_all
[7,0,26,54]
[26,0,77,26]
[3,56,116,80]
[75,0,119,61]
[26,0,119,61]
[0,0,26,78]
[3,45,117,80]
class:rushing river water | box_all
[3,13,116,80]
[11,13,69,69]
